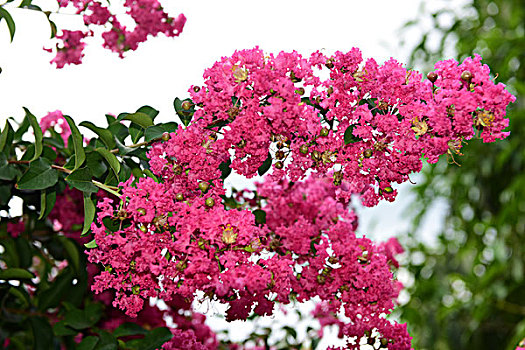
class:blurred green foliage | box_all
[399,1,525,349]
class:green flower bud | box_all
[205,197,215,207]
[198,182,210,192]
[320,128,329,137]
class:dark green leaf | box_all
[129,122,143,143]
[0,119,14,152]
[0,7,16,42]
[343,125,359,145]
[257,152,272,176]
[78,336,99,350]
[85,151,107,178]
[144,122,178,142]
[63,115,85,170]
[93,330,117,350]
[79,121,116,149]
[0,267,34,280]
[0,184,11,206]
[126,327,173,350]
[17,158,58,190]
[30,317,53,350]
[63,303,102,330]
[120,112,154,128]
[219,159,232,179]
[65,167,98,193]
[53,321,78,336]
[113,323,148,338]
[82,193,95,236]
[136,105,159,121]
[38,187,56,220]
[96,148,120,177]
[253,209,267,225]
[174,97,195,127]
[58,236,80,272]
[13,114,30,141]
[15,237,32,269]
[24,108,43,161]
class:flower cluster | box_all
[47,0,186,68]
[87,48,514,349]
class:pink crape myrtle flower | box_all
[39,110,72,146]
[46,0,186,67]
[86,48,514,349]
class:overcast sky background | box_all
[0,0,464,347]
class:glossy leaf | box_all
[24,107,43,161]
[17,158,58,190]
[0,7,16,42]
[0,267,34,280]
[80,121,116,149]
[65,167,98,193]
[257,152,272,176]
[63,115,85,171]
[82,193,95,236]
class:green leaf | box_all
[58,236,80,272]
[136,105,159,121]
[219,159,232,179]
[84,239,97,249]
[0,267,34,280]
[126,327,173,350]
[63,303,102,330]
[0,7,16,42]
[65,167,98,193]
[24,107,43,161]
[144,122,178,142]
[0,184,12,206]
[13,114,30,141]
[174,97,195,127]
[96,148,120,177]
[113,323,148,338]
[129,122,143,143]
[38,188,56,220]
[53,321,78,337]
[343,125,359,145]
[257,152,272,176]
[0,119,14,152]
[93,330,117,350]
[253,209,267,225]
[82,193,95,236]
[63,115,85,170]
[30,317,53,350]
[78,336,99,350]
[120,112,154,128]
[85,151,108,178]
[80,121,116,149]
[17,158,58,190]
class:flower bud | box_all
[173,164,183,175]
[311,150,321,161]
[236,139,247,148]
[316,274,326,284]
[161,132,170,141]
[383,186,393,194]
[299,144,309,154]
[139,225,147,233]
[295,87,305,95]
[193,86,200,93]
[320,128,329,137]
[275,161,284,169]
[363,149,373,158]
[426,71,438,83]
[132,285,140,295]
[181,101,192,111]
[325,59,334,69]
[461,70,473,82]
[198,182,210,192]
[137,208,146,215]
[205,197,215,207]
[276,150,285,160]
[327,86,334,96]
[175,193,184,201]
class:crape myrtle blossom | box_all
[47,0,186,68]
[87,48,514,349]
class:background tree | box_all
[398,1,525,349]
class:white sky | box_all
[0,0,457,347]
